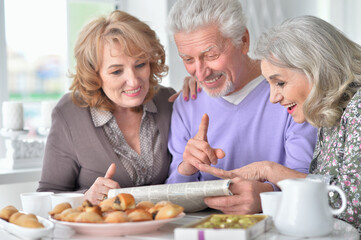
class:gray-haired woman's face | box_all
[261,59,312,124]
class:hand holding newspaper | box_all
[108,179,232,212]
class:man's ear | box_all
[240,29,250,54]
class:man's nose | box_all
[194,60,209,82]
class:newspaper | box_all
[108,179,232,212]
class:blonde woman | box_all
[38,10,176,204]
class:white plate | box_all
[50,212,185,237]
[0,214,54,240]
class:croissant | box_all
[127,209,152,222]
[154,203,184,220]
[148,201,172,216]
[49,202,72,216]
[104,211,129,223]
[84,205,102,216]
[113,193,135,211]
[0,205,18,221]
[9,212,44,228]
[54,208,80,221]
[136,201,155,211]
[75,211,103,223]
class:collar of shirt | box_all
[222,75,264,105]
[90,100,158,127]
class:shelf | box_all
[0,166,41,185]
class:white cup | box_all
[2,101,24,130]
[260,191,283,218]
[20,192,54,218]
[51,193,85,209]
[41,100,57,129]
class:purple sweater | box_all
[166,80,317,183]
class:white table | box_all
[0,210,359,240]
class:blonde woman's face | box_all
[99,42,150,109]
[261,59,312,123]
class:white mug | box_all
[260,191,282,219]
[20,192,54,218]
[2,101,24,130]
[51,193,84,209]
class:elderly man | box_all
[165,0,317,214]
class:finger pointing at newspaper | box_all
[194,113,209,142]
[196,114,225,165]
[181,114,225,176]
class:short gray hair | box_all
[255,15,361,128]
[168,0,247,45]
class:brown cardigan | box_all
[37,86,176,192]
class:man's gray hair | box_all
[168,0,247,45]
[255,15,361,128]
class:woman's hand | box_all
[168,76,202,102]
[198,161,307,184]
[178,114,225,176]
[198,161,271,182]
[84,163,120,205]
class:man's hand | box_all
[168,76,201,102]
[178,114,225,176]
[84,163,120,205]
[204,178,273,214]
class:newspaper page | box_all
[108,179,232,212]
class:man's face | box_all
[174,24,248,97]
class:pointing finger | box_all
[194,114,209,141]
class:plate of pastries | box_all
[48,193,185,236]
[0,205,54,239]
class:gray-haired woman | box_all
[200,15,361,232]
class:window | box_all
[2,0,114,135]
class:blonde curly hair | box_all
[69,10,168,112]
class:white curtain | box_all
[240,0,361,56]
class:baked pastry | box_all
[127,209,152,222]
[9,212,44,228]
[136,201,155,211]
[113,193,135,211]
[81,199,93,208]
[148,201,172,216]
[8,212,23,223]
[63,211,82,222]
[154,203,184,220]
[104,211,129,223]
[98,196,117,212]
[54,208,80,221]
[84,205,102,216]
[49,202,72,216]
[0,205,18,221]
[75,211,103,223]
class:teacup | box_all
[260,191,282,218]
[20,192,54,218]
[51,193,84,209]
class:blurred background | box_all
[0,0,361,157]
